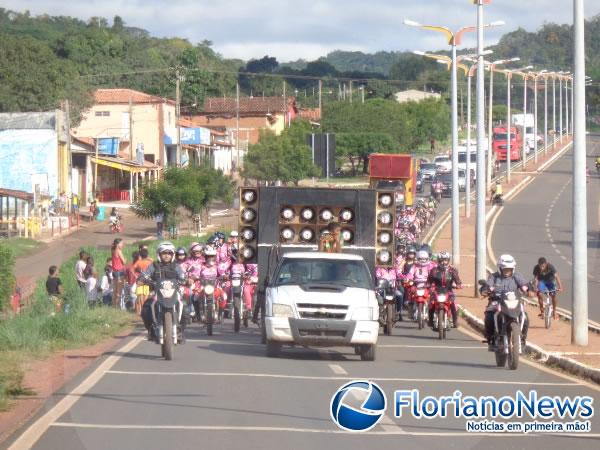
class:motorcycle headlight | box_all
[204,285,215,295]
[272,303,294,317]
[504,298,519,309]
[437,294,447,302]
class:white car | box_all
[264,252,379,361]
[434,155,452,173]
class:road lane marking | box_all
[8,336,144,450]
[328,364,348,375]
[48,422,600,438]
[456,326,600,393]
[104,370,579,386]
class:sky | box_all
[2,0,599,62]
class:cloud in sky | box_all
[1,0,599,61]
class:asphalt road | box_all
[4,317,599,450]
[492,134,600,322]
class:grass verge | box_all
[0,238,43,259]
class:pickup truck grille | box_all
[296,303,348,320]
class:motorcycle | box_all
[109,215,123,233]
[150,278,184,360]
[430,287,452,340]
[193,278,220,336]
[229,271,244,332]
[479,280,525,370]
[376,279,397,336]
[407,281,430,330]
[491,193,504,206]
[432,184,442,203]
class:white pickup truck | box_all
[264,252,380,361]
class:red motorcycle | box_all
[407,281,430,330]
[430,287,452,339]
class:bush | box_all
[0,243,16,312]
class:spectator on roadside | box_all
[72,194,79,215]
[111,238,126,309]
[126,251,141,309]
[133,247,153,314]
[46,265,63,311]
[100,265,113,306]
[83,256,95,280]
[75,251,88,289]
[10,287,22,315]
[85,270,99,305]
[154,212,164,239]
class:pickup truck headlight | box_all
[272,303,295,318]
[351,307,376,321]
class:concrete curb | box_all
[458,304,600,385]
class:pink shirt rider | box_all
[408,263,431,284]
[217,244,230,264]
[375,266,397,289]
[186,257,205,280]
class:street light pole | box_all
[559,75,564,142]
[506,72,512,183]
[572,0,588,346]
[544,75,549,155]
[552,75,557,145]
[522,74,528,170]
[565,75,570,136]
[465,65,476,218]
[475,0,488,291]
[450,41,460,266]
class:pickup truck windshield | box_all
[274,258,372,290]
[493,133,516,141]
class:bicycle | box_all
[540,289,557,329]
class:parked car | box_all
[434,155,452,173]
[419,162,438,181]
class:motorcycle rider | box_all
[427,251,462,328]
[482,254,530,351]
[140,242,186,342]
[197,246,227,320]
[175,247,187,266]
[490,180,503,204]
[228,231,240,259]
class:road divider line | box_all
[48,422,600,438]
[328,364,347,375]
[8,336,144,450]
[104,370,578,386]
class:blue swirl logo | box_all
[330,380,387,432]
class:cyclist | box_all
[533,257,563,320]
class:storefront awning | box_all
[91,156,159,174]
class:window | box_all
[95,111,110,117]
[274,259,372,290]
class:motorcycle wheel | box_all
[544,301,552,329]
[417,303,424,330]
[163,312,174,361]
[207,301,213,336]
[438,310,445,340]
[234,298,241,333]
[385,304,394,336]
[508,322,520,370]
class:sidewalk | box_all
[432,138,600,380]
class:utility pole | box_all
[283,80,287,128]
[572,0,588,346]
[361,85,365,104]
[522,74,528,170]
[129,95,134,161]
[506,72,512,183]
[487,66,494,192]
[349,80,353,104]
[475,0,488,293]
[544,75,549,155]
[236,81,240,171]
[559,75,564,142]
[533,74,539,164]
[552,75,556,144]
[175,69,181,166]
[318,79,322,123]
[65,100,72,194]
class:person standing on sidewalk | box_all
[75,251,88,289]
[154,212,164,239]
[111,238,126,308]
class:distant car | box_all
[433,172,453,197]
[457,169,472,192]
[419,163,438,181]
[434,155,452,173]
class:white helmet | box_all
[497,254,516,271]
[437,251,450,262]
[230,230,239,237]
[416,250,429,264]
[157,241,176,257]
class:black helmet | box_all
[176,247,187,257]
[215,231,226,240]
[406,245,417,255]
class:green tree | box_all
[0,244,16,312]
[131,166,233,228]
[336,132,397,175]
